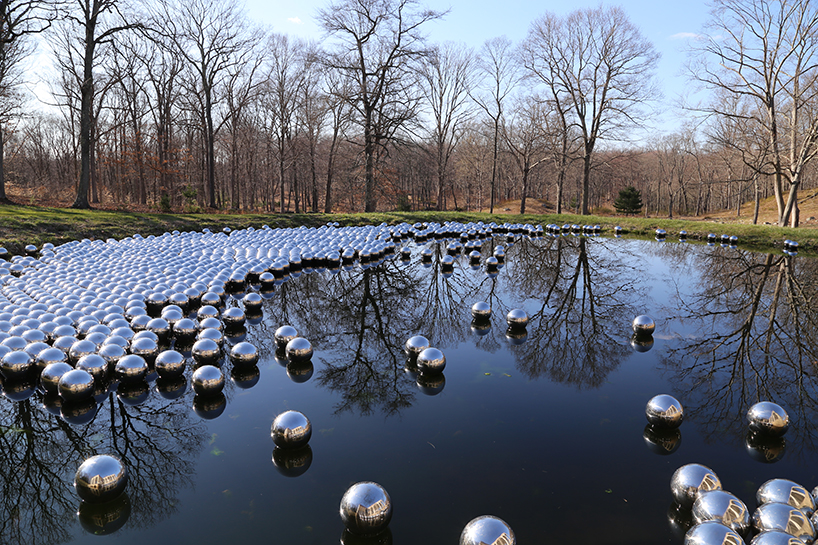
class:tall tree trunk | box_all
[73,24,96,209]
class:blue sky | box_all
[246,0,714,136]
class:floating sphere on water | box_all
[222,306,246,328]
[646,394,684,428]
[68,339,97,365]
[756,479,815,515]
[632,315,655,337]
[286,337,313,362]
[340,482,393,536]
[417,347,445,375]
[671,463,723,507]
[76,354,108,382]
[40,361,74,395]
[243,292,263,312]
[0,350,32,379]
[229,342,259,366]
[752,502,815,543]
[405,335,429,356]
[74,454,128,504]
[684,521,743,545]
[460,515,516,545]
[506,309,528,328]
[154,350,186,378]
[191,338,221,366]
[115,354,148,382]
[692,490,750,534]
[747,402,789,436]
[274,325,298,348]
[191,364,224,395]
[271,410,312,449]
[471,302,491,320]
[58,368,95,402]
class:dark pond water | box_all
[2,234,817,545]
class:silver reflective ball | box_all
[76,354,108,382]
[115,354,148,382]
[646,394,684,428]
[40,361,74,395]
[0,350,32,379]
[471,302,491,319]
[285,337,313,362]
[633,315,656,336]
[417,347,446,375]
[506,309,528,328]
[229,342,259,366]
[671,464,723,507]
[692,490,750,534]
[751,530,810,545]
[271,410,311,449]
[747,402,789,436]
[58,368,95,402]
[274,325,298,348]
[340,481,392,535]
[405,335,430,356]
[684,521,743,545]
[191,364,224,395]
[757,479,815,516]
[222,306,245,327]
[74,454,128,504]
[752,502,815,543]
[460,515,516,545]
[191,338,221,366]
[154,350,186,378]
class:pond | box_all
[0,226,816,545]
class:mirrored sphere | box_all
[506,309,528,328]
[191,338,221,366]
[191,364,224,395]
[115,354,148,382]
[692,490,750,534]
[471,301,491,319]
[633,315,656,336]
[40,361,74,395]
[671,463,723,507]
[417,347,446,375]
[286,337,313,362]
[271,410,312,449]
[340,482,393,535]
[76,354,108,382]
[74,454,128,503]
[0,350,32,379]
[684,521,743,545]
[274,325,298,348]
[757,479,815,516]
[646,394,684,428]
[459,515,516,545]
[154,350,186,378]
[229,342,259,366]
[747,402,789,436]
[58,369,95,402]
[752,502,816,543]
[404,335,429,356]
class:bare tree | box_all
[156,0,261,209]
[501,94,547,213]
[471,36,518,213]
[419,41,475,211]
[318,0,445,212]
[689,0,818,227]
[0,0,57,203]
[521,6,660,215]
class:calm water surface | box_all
[3,235,817,544]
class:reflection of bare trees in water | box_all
[501,237,638,388]
[663,248,818,455]
[0,386,207,545]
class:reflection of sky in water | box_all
[1,236,817,544]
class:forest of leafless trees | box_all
[0,0,817,225]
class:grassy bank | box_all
[2,204,817,255]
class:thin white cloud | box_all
[670,32,704,40]
[288,17,303,25]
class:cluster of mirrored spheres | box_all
[664,401,802,544]
[0,221,542,540]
